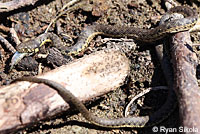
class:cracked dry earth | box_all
[0,0,199,134]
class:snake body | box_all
[12,77,148,127]
[15,6,198,56]
[12,6,198,127]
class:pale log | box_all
[0,49,130,134]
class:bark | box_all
[0,49,130,134]
[170,31,200,133]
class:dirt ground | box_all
[0,0,200,134]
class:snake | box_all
[12,6,198,127]
[14,6,197,56]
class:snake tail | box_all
[13,77,161,128]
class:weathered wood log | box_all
[0,0,39,12]
[0,49,130,134]
[170,31,200,133]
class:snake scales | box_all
[15,6,197,55]
[12,6,198,127]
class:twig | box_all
[0,25,10,33]
[125,86,168,117]
[60,0,81,11]
[0,27,20,54]
[10,28,21,45]
[0,35,16,53]
[45,0,86,33]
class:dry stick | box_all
[0,0,39,12]
[45,0,85,33]
[9,28,21,45]
[0,25,10,33]
[125,86,168,117]
[0,27,21,54]
[170,31,200,132]
[0,35,16,53]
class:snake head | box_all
[16,39,42,53]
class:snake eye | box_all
[157,28,162,33]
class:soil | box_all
[0,0,199,134]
